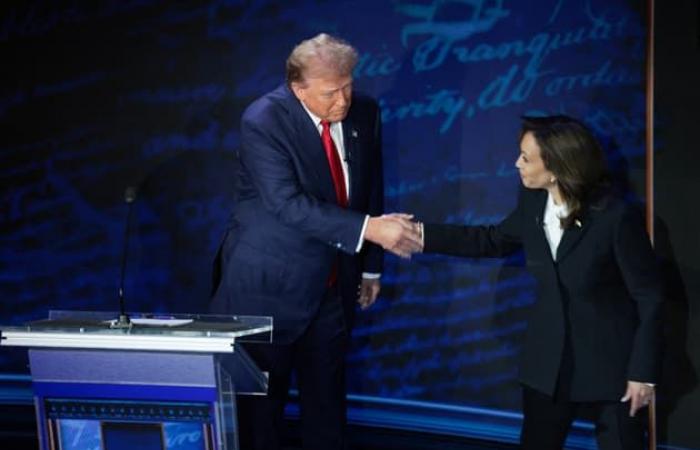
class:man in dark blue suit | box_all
[210,33,421,450]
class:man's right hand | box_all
[365,214,422,258]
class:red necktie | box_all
[320,120,347,286]
[320,120,348,208]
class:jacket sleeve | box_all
[614,205,664,383]
[240,110,366,254]
[423,188,526,257]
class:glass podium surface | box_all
[1,310,273,353]
[0,310,273,450]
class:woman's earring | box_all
[550,177,556,184]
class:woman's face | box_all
[515,131,555,190]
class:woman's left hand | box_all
[620,380,654,417]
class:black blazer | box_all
[424,188,663,401]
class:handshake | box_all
[365,213,423,258]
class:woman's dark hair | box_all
[520,115,611,228]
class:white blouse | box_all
[543,192,569,260]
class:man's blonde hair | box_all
[286,33,358,86]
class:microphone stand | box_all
[112,187,136,329]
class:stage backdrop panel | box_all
[1,0,647,426]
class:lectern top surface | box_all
[1,310,273,340]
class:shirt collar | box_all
[546,191,568,218]
[300,101,324,128]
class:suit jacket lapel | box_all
[530,189,593,263]
[531,192,552,258]
[282,87,337,203]
[342,117,359,205]
[556,208,593,262]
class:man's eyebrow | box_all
[323,80,353,92]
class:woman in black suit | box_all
[419,116,663,450]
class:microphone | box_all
[112,186,137,329]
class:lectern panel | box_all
[1,311,272,450]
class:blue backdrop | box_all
[1,0,648,440]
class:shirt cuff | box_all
[355,215,370,253]
[362,272,381,279]
[419,222,425,250]
[630,380,656,387]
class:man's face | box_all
[292,66,353,122]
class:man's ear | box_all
[290,82,305,100]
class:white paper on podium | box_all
[105,318,194,327]
[132,318,193,326]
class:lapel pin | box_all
[575,219,582,228]
[351,129,358,138]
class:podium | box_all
[0,310,273,450]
